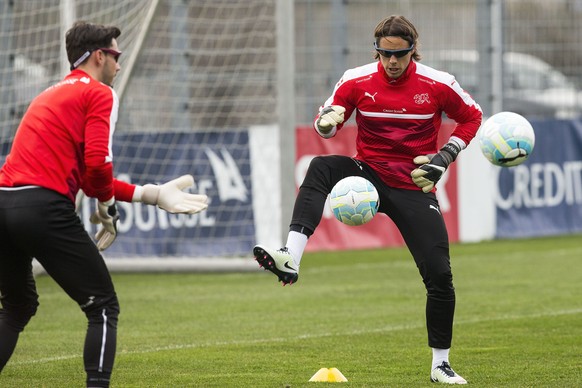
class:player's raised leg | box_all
[253,156,367,285]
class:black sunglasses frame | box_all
[71,47,122,70]
[98,47,122,62]
[373,42,415,58]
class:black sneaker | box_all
[253,245,299,285]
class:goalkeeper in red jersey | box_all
[0,21,207,387]
[254,15,482,384]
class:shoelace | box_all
[437,362,456,377]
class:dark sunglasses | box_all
[71,47,122,70]
[373,42,414,58]
[99,47,122,62]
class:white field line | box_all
[12,307,582,366]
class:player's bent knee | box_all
[82,295,120,326]
[424,270,455,298]
[304,156,339,190]
[0,301,39,332]
[420,263,455,298]
[433,272,455,294]
[307,156,331,174]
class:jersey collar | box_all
[377,60,416,85]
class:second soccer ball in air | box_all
[329,176,379,226]
[478,111,535,167]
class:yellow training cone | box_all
[309,367,348,382]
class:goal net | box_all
[0,0,287,269]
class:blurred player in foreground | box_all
[254,15,482,384]
[0,21,208,387]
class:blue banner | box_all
[495,119,582,238]
[74,130,256,257]
[0,130,256,257]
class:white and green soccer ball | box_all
[329,176,379,226]
[479,111,536,167]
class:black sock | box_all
[86,371,111,388]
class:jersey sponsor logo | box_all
[355,75,374,83]
[364,91,377,102]
[382,108,407,114]
[80,77,91,84]
[418,77,436,86]
[361,110,434,120]
[45,77,79,91]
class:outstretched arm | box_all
[90,174,208,251]
[134,174,208,214]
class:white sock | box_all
[431,348,450,370]
[285,231,308,266]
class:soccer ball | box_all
[478,111,535,167]
[329,176,379,226]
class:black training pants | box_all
[292,155,456,349]
[0,188,118,386]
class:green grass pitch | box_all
[2,234,581,387]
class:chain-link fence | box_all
[0,0,580,259]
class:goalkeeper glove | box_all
[315,105,345,137]
[90,198,119,251]
[140,174,208,214]
[411,142,461,193]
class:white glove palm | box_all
[411,142,461,193]
[141,174,208,214]
[315,105,346,136]
[90,199,119,251]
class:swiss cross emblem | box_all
[414,93,430,104]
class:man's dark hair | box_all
[66,21,121,69]
[373,15,421,61]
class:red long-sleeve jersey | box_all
[314,60,482,190]
[0,69,135,203]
